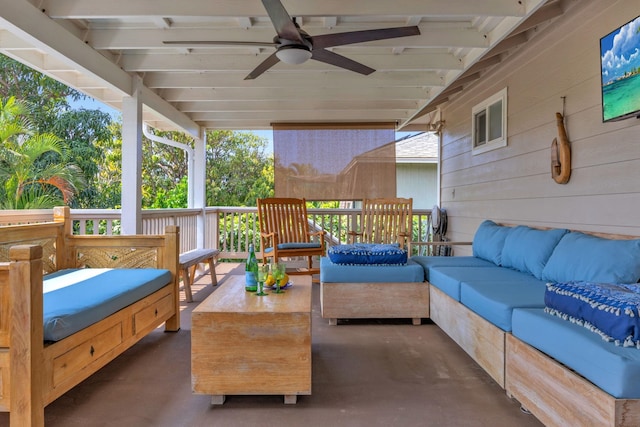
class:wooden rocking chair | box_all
[257,197,326,276]
[348,197,413,253]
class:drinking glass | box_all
[271,263,286,293]
[256,264,269,296]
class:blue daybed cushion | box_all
[43,268,172,342]
[545,281,640,348]
[500,226,568,279]
[327,243,407,265]
[512,308,640,398]
[472,220,511,265]
[541,232,640,284]
[320,257,423,283]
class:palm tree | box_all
[0,96,85,209]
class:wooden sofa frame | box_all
[427,228,640,427]
[0,207,180,427]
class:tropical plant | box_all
[0,97,85,209]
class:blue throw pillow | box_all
[545,281,640,347]
[472,220,511,265]
[541,232,640,284]
[501,226,568,279]
[328,243,407,265]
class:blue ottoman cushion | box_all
[320,257,423,283]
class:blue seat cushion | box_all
[427,266,511,301]
[460,274,547,331]
[541,232,640,284]
[472,220,511,265]
[545,281,640,347]
[264,242,322,253]
[327,243,407,265]
[320,257,423,283]
[411,256,495,281]
[512,308,640,398]
[43,268,172,342]
[500,226,568,279]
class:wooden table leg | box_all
[211,395,226,405]
[284,395,297,404]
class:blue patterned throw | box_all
[545,281,640,348]
[327,243,407,265]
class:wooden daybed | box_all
[0,207,180,427]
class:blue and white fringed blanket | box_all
[327,243,407,265]
[545,281,640,348]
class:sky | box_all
[600,15,640,84]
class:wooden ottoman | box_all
[319,257,429,325]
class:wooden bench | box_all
[179,248,219,302]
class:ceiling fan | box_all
[163,0,420,80]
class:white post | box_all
[121,77,144,234]
[194,129,207,248]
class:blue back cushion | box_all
[501,226,568,279]
[472,220,511,265]
[541,232,640,284]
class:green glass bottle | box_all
[245,243,258,292]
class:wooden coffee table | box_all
[191,274,312,404]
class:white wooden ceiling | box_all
[0,0,566,135]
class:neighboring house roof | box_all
[395,132,439,164]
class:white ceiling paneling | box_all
[0,0,565,131]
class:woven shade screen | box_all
[272,123,397,200]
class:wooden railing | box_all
[0,207,436,259]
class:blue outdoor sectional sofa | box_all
[320,220,640,427]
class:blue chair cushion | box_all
[43,268,172,342]
[545,281,640,347]
[512,308,640,398]
[411,256,495,281]
[320,257,424,283]
[541,232,640,283]
[264,242,322,253]
[472,220,511,265]
[327,243,407,265]
[460,275,547,331]
[500,226,568,279]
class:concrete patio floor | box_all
[1,262,543,427]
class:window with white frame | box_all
[471,87,507,155]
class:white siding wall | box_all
[397,163,438,209]
[440,0,640,255]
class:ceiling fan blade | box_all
[312,26,420,49]
[163,40,277,47]
[262,0,304,43]
[244,52,281,80]
[311,49,375,75]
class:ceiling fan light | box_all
[276,45,312,65]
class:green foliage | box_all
[0,97,85,208]
[150,176,188,208]
[43,108,114,208]
[0,54,84,131]
[206,130,273,207]
[0,53,276,211]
